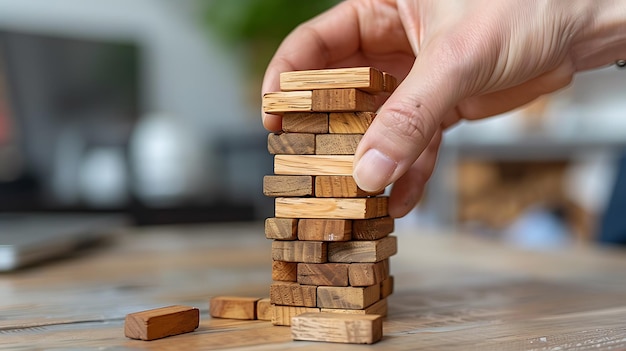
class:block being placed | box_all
[274,155,353,176]
[298,219,351,241]
[282,112,329,133]
[315,176,383,198]
[263,91,312,114]
[263,175,314,197]
[265,218,298,240]
[315,134,362,155]
[297,262,350,287]
[328,112,376,134]
[209,296,260,320]
[328,236,397,263]
[291,313,383,344]
[270,281,317,307]
[124,305,199,341]
[317,285,380,310]
[272,240,328,263]
[267,133,315,155]
[275,197,388,219]
[280,67,384,93]
[311,89,377,112]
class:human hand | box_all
[262,0,626,218]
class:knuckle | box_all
[381,100,436,145]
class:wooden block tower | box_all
[262,67,398,326]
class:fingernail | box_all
[353,149,397,192]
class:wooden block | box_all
[265,218,298,240]
[297,263,349,286]
[328,236,397,263]
[275,197,388,219]
[380,276,394,299]
[282,112,328,133]
[382,72,398,93]
[317,285,380,309]
[272,260,297,282]
[267,133,315,155]
[124,305,199,341]
[352,217,394,240]
[263,176,313,197]
[298,219,351,241]
[311,89,377,112]
[256,298,273,321]
[321,298,388,317]
[262,91,312,114]
[270,282,317,307]
[271,240,327,263]
[209,296,260,320]
[280,67,384,93]
[348,259,390,287]
[315,134,362,155]
[291,313,383,344]
[272,305,320,326]
[315,176,383,198]
[274,155,353,176]
[329,112,376,134]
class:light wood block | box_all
[263,176,313,197]
[329,112,376,134]
[272,260,297,282]
[124,305,199,341]
[297,263,350,287]
[328,236,397,263]
[352,217,394,240]
[270,282,317,307]
[256,298,273,321]
[291,313,383,344]
[272,305,320,326]
[275,197,388,219]
[272,240,327,263]
[209,296,260,320]
[315,134,362,155]
[348,259,390,287]
[311,89,377,112]
[282,112,328,133]
[383,72,398,93]
[274,155,353,176]
[380,276,394,299]
[262,91,312,114]
[315,176,383,198]
[321,298,388,317]
[298,219,351,241]
[265,218,298,240]
[280,67,384,93]
[267,133,315,155]
[317,285,380,309]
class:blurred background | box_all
[1,0,625,248]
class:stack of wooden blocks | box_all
[262,67,398,331]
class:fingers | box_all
[388,129,442,218]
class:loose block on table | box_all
[315,176,383,198]
[265,218,298,240]
[282,112,328,133]
[315,134,362,155]
[263,91,312,114]
[298,219,352,241]
[274,155,354,176]
[272,240,328,263]
[275,197,388,219]
[321,298,388,317]
[272,260,298,282]
[328,235,397,263]
[348,259,390,287]
[209,296,260,320]
[329,112,376,134]
[297,262,350,287]
[124,305,199,341]
[311,89,377,112]
[291,313,383,344]
[267,133,315,155]
[317,284,381,310]
[272,305,320,326]
[256,298,273,321]
[270,281,317,307]
[280,67,384,93]
[263,175,314,197]
[352,217,395,240]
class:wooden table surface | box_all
[1,222,626,350]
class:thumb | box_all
[353,54,465,192]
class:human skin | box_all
[262,0,626,217]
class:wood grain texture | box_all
[267,133,315,155]
[329,112,376,134]
[263,91,312,114]
[298,219,352,241]
[383,72,398,93]
[256,298,273,321]
[380,276,394,299]
[328,236,397,263]
[270,282,317,307]
[124,305,199,341]
[312,89,377,112]
[265,218,298,240]
[272,240,328,263]
[297,263,350,287]
[315,134,362,155]
[263,176,313,197]
[272,305,320,326]
[315,176,383,198]
[316,285,380,310]
[274,155,353,176]
[209,296,260,320]
[348,259,390,287]
[275,197,388,219]
[321,298,388,317]
[272,260,298,282]
[352,217,395,240]
[280,67,384,93]
[291,313,383,344]
[282,112,329,133]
